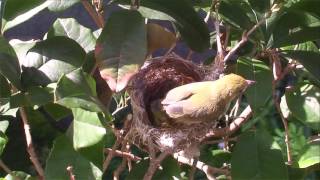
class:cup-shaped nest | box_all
[127,56,217,152]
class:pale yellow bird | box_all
[153,73,254,125]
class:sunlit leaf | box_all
[231,130,288,180]
[22,36,86,87]
[47,0,80,12]
[71,108,106,168]
[45,135,102,179]
[298,142,320,168]
[55,68,103,112]
[2,0,52,32]
[48,18,97,52]
[286,84,320,130]
[5,171,36,180]
[95,9,147,92]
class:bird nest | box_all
[127,56,218,153]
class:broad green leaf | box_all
[237,58,273,111]
[200,147,231,168]
[0,131,7,155]
[9,39,37,66]
[282,50,320,81]
[2,0,52,32]
[9,86,54,108]
[22,36,86,87]
[43,103,71,121]
[71,108,106,169]
[219,0,254,30]
[231,130,288,180]
[47,0,80,12]
[55,68,103,112]
[4,171,36,180]
[116,0,210,52]
[0,74,10,98]
[48,18,96,52]
[95,9,147,92]
[0,120,8,132]
[298,142,320,168]
[286,84,320,130]
[45,135,102,180]
[0,55,21,90]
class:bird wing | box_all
[161,81,212,105]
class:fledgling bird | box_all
[156,73,254,125]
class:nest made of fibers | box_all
[127,56,219,153]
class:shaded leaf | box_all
[147,23,176,54]
[231,130,288,180]
[48,18,96,52]
[2,0,52,32]
[71,108,106,168]
[248,0,270,13]
[47,0,80,12]
[9,86,54,108]
[282,50,320,81]
[0,74,10,98]
[237,58,273,111]
[45,135,102,180]
[22,36,86,87]
[286,84,320,130]
[298,142,320,168]
[116,0,210,52]
[55,68,103,112]
[219,0,254,30]
[95,9,147,92]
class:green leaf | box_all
[55,68,103,112]
[47,0,80,12]
[237,58,273,111]
[9,86,54,108]
[281,50,320,81]
[0,131,7,156]
[231,130,288,180]
[248,0,270,13]
[45,135,102,180]
[9,39,37,66]
[286,84,320,130]
[95,9,147,92]
[0,53,21,89]
[298,142,320,168]
[2,0,52,32]
[116,0,210,52]
[4,171,36,180]
[48,18,97,52]
[22,36,86,87]
[70,108,106,168]
[219,0,254,30]
[0,74,10,98]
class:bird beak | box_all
[245,80,255,86]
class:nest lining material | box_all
[127,56,218,152]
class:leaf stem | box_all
[81,0,104,28]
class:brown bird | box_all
[154,73,254,125]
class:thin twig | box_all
[204,137,238,145]
[81,0,104,28]
[0,160,21,180]
[203,105,252,141]
[105,148,141,161]
[103,133,123,171]
[223,15,268,62]
[67,166,76,180]
[173,153,229,180]
[19,108,44,180]
[143,151,170,180]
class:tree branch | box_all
[81,0,104,28]
[0,160,21,180]
[203,105,252,141]
[19,108,44,180]
[143,151,170,180]
[105,148,141,162]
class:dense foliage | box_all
[0,0,319,179]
